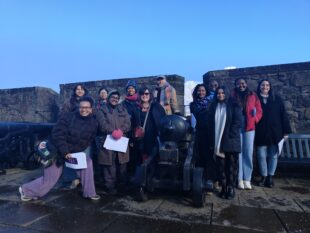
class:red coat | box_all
[231,90,262,131]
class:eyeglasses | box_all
[110,96,120,100]
[79,106,92,110]
[141,92,150,96]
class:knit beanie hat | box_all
[107,89,120,100]
[126,80,137,92]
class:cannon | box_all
[138,115,207,207]
[0,122,55,171]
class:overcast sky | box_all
[0,0,309,92]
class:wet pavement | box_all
[0,168,309,233]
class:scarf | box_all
[193,95,213,112]
[214,103,227,158]
[125,93,138,101]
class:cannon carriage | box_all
[138,114,207,207]
[0,122,54,170]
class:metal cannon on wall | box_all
[0,122,55,171]
[138,114,207,207]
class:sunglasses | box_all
[110,96,120,100]
[141,92,150,96]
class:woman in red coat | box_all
[231,78,262,190]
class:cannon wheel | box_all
[192,167,206,207]
[25,150,40,170]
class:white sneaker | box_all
[19,186,32,201]
[90,194,101,201]
[70,179,80,189]
[244,181,252,190]
[238,180,245,189]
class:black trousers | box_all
[216,153,238,187]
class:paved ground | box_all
[0,168,309,233]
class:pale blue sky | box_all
[0,0,309,92]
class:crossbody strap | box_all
[142,107,151,130]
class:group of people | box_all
[19,75,177,201]
[18,75,291,202]
[190,78,291,199]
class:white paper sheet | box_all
[103,135,129,153]
[65,152,87,169]
[278,138,285,155]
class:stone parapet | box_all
[0,87,59,123]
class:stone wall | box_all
[60,75,185,114]
[203,61,310,133]
[0,87,59,123]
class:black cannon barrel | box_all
[0,122,55,139]
[159,115,189,142]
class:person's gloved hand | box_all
[112,129,123,140]
[252,108,256,117]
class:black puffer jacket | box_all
[51,111,98,158]
[207,98,242,153]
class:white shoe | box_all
[244,181,252,190]
[19,186,32,201]
[238,180,245,189]
[90,194,101,201]
[70,179,80,189]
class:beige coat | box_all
[153,82,180,115]
[96,104,131,165]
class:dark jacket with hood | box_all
[207,98,242,153]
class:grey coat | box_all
[96,104,131,165]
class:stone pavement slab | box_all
[102,215,190,233]
[212,205,286,232]
[0,200,54,226]
[0,224,43,233]
[28,209,119,233]
[276,210,310,233]
[190,223,263,233]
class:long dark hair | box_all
[257,79,274,97]
[98,86,108,95]
[72,84,89,98]
[214,86,229,103]
[192,83,209,101]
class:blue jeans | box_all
[238,130,255,182]
[257,145,278,176]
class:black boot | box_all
[226,186,235,200]
[219,186,226,199]
[265,175,274,188]
[258,176,267,187]
[135,187,148,202]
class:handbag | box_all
[134,107,151,140]
[35,140,58,168]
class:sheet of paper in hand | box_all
[65,152,87,169]
[103,135,129,153]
